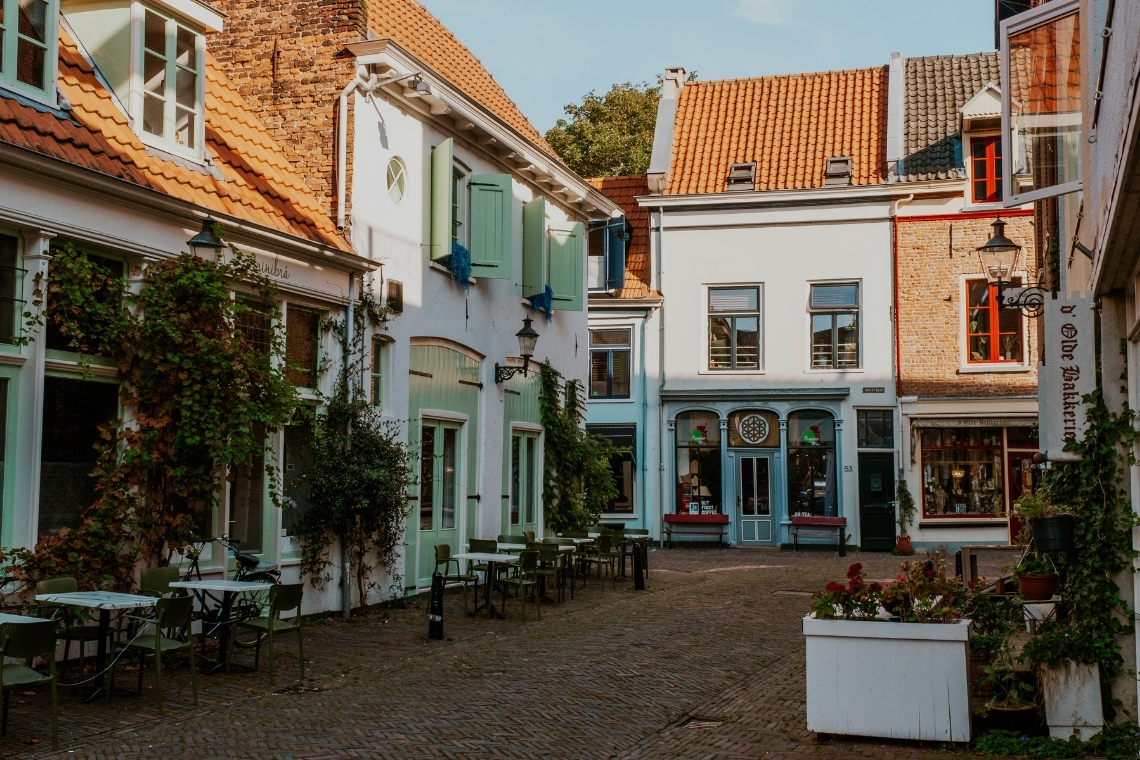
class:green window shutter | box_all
[429,138,454,261]
[548,221,584,311]
[468,174,512,279]
[522,197,547,298]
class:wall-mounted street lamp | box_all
[495,317,540,383]
[976,217,1046,317]
[187,216,224,258]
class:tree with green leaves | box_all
[545,81,661,178]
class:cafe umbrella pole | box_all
[428,571,444,639]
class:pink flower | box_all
[825,581,843,593]
[846,563,864,579]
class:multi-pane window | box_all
[0,234,19,344]
[45,252,123,353]
[0,0,55,96]
[371,337,385,410]
[810,283,859,369]
[282,419,314,535]
[857,410,894,449]
[967,279,1022,363]
[510,433,537,525]
[708,287,760,370]
[140,8,201,152]
[451,168,464,245]
[228,420,265,553]
[285,305,319,388]
[971,136,1003,204]
[589,329,630,399]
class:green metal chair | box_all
[139,566,182,598]
[533,545,565,604]
[0,620,58,750]
[435,544,478,615]
[543,538,577,599]
[497,534,528,546]
[523,530,536,544]
[228,583,304,687]
[109,595,197,714]
[499,551,540,622]
[580,534,617,591]
[33,577,102,675]
[562,530,589,538]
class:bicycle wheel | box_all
[229,573,278,648]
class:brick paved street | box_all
[3,550,985,759]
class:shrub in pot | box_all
[1013,489,1075,553]
[1016,553,1058,601]
[894,480,916,556]
[963,591,1022,698]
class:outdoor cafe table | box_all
[453,552,519,619]
[0,612,48,624]
[496,543,577,553]
[34,590,156,702]
[169,579,272,673]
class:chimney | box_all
[647,67,687,195]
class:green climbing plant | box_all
[2,239,296,588]
[538,361,619,532]
[287,290,413,610]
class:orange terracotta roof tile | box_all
[0,28,351,253]
[587,175,654,300]
[667,67,888,195]
[369,0,555,159]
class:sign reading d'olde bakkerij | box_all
[1038,291,1096,462]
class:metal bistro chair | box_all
[0,620,58,750]
[581,534,617,591]
[435,544,479,615]
[33,577,102,676]
[532,544,565,604]
[499,551,540,622]
[524,530,536,544]
[228,583,305,687]
[139,566,182,598]
[109,595,197,714]
[627,528,651,578]
[543,538,577,599]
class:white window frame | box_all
[588,326,633,401]
[957,273,1033,373]
[0,0,59,104]
[999,0,1082,206]
[130,3,205,161]
[702,283,765,375]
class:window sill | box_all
[430,260,476,285]
[803,368,863,374]
[918,519,1008,528]
[961,202,1005,213]
[957,364,1032,374]
[699,369,766,375]
[589,396,635,403]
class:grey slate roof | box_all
[900,53,1000,183]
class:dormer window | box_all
[726,162,756,192]
[970,136,1003,204]
[0,0,57,100]
[135,6,203,156]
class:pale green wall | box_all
[63,1,133,101]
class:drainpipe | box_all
[342,271,355,618]
[639,316,649,527]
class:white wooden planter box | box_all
[804,615,971,742]
[1040,662,1102,741]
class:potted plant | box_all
[1020,625,1104,740]
[962,588,1022,697]
[894,479,916,555]
[803,558,972,742]
[978,660,1038,735]
[1013,488,1075,553]
[1015,552,1058,601]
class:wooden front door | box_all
[858,452,895,552]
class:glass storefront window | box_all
[282,419,314,535]
[920,427,1004,518]
[787,410,836,517]
[675,411,721,514]
[587,425,636,514]
[228,421,266,553]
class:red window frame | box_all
[966,279,1022,363]
[970,136,1003,204]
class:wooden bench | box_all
[790,516,848,556]
[664,513,729,549]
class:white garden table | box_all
[35,590,155,701]
[0,612,48,624]
[453,552,519,618]
[169,579,272,673]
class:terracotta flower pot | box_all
[895,535,914,556]
[1017,572,1059,601]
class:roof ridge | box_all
[687,65,888,88]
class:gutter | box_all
[0,141,375,273]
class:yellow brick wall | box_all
[896,213,1038,399]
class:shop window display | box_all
[675,411,721,514]
[787,410,836,516]
[921,427,1004,518]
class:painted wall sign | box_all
[1038,291,1096,462]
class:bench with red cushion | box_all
[664,513,729,550]
[790,515,848,556]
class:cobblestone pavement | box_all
[2,550,985,759]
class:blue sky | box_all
[419,0,995,133]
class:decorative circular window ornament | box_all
[738,413,769,445]
[386,157,406,203]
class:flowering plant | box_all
[880,557,967,623]
[810,563,884,620]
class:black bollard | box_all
[633,542,645,590]
[428,570,444,639]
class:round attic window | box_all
[386,157,406,203]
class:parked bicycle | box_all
[179,535,279,649]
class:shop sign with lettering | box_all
[1038,292,1095,461]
